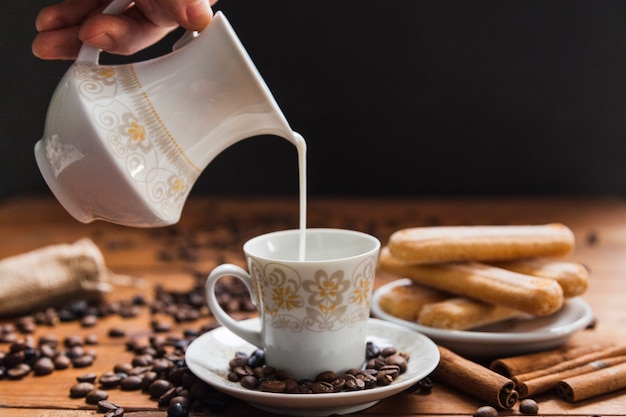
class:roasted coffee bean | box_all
[380,346,397,357]
[288,384,313,394]
[315,370,336,383]
[7,363,31,380]
[77,372,98,383]
[378,365,401,379]
[310,381,335,394]
[240,375,259,389]
[385,354,408,373]
[72,354,94,368]
[39,344,56,358]
[356,372,377,389]
[365,341,381,360]
[108,327,126,338]
[85,334,99,345]
[149,379,173,399]
[229,355,248,369]
[376,372,394,386]
[97,400,121,413]
[158,386,181,407]
[474,405,499,417]
[99,372,125,388]
[139,371,158,392]
[53,354,71,370]
[80,315,98,327]
[33,357,54,376]
[69,382,95,398]
[104,407,125,417]
[120,375,143,390]
[519,398,539,415]
[64,335,84,347]
[366,357,386,370]
[167,401,188,417]
[246,349,265,368]
[345,376,366,391]
[85,389,109,404]
[260,380,286,393]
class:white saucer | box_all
[372,279,594,358]
[185,318,440,416]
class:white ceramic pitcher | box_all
[34,0,301,227]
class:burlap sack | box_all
[0,238,111,317]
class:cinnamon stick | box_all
[433,346,518,409]
[556,361,626,402]
[518,355,626,398]
[512,344,626,385]
[490,343,612,377]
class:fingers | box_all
[33,0,215,60]
[78,12,177,56]
[35,0,108,32]
[32,26,83,60]
[135,0,213,31]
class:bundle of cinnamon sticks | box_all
[433,342,626,408]
[491,342,626,402]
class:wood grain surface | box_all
[1,195,626,416]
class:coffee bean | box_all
[72,354,94,368]
[260,380,287,393]
[85,389,109,404]
[33,357,55,376]
[149,379,173,399]
[315,370,336,383]
[104,407,125,417]
[519,398,539,415]
[120,375,143,390]
[97,400,121,413]
[240,375,259,389]
[70,382,95,398]
[77,372,98,383]
[108,327,126,338]
[167,401,188,417]
[385,354,408,373]
[53,354,71,370]
[310,381,335,394]
[474,405,498,417]
[99,372,125,388]
[81,315,98,327]
[7,363,31,380]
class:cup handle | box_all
[205,264,263,348]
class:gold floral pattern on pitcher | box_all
[73,63,200,223]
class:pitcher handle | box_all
[205,264,263,347]
[76,0,199,64]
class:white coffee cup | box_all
[205,229,381,381]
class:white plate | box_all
[372,279,594,358]
[185,318,440,416]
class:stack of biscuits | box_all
[377,223,589,330]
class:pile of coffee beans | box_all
[66,330,228,417]
[0,331,99,381]
[227,342,410,394]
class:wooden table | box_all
[1,195,626,416]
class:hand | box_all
[32,0,217,60]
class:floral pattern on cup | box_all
[253,256,377,333]
[73,63,201,223]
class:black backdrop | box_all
[2,0,625,200]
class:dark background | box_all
[2,1,625,201]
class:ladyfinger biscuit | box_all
[418,297,522,330]
[378,281,450,321]
[489,258,589,297]
[388,223,575,264]
[378,249,564,316]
